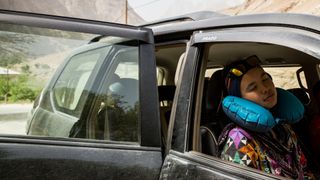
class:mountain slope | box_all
[223,0,320,15]
[0,0,144,25]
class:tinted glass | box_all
[88,46,140,142]
[0,23,94,135]
[53,46,110,117]
[0,22,141,144]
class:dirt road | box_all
[0,104,33,135]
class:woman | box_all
[219,55,315,179]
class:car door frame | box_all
[0,10,162,179]
[162,24,320,179]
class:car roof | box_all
[148,12,320,42]
[142,11,228,27]
[151,12,320,82]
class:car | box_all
[0,9,319,179]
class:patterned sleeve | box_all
[220,127,260,169]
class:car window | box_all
[264,66,307,90]
[87,46,140,142]
[53,46,110,117]
[193,40,319,178]
[0,21,145,145]
[0,23,96,135]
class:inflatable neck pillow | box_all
[222,88,304,132]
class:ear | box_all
[222,96,276,132]
[266,73,272,80]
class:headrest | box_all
[205,70,225,113]
[109,78,139,108]
[222,88,304,132]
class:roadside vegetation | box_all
[0,74,41,103]
[0,31,43,104]
[0,53,42,104]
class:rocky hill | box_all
[0,0,144,25]
[223,0,320,15]
[1,0,318,24]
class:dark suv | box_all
[0,10,320,179]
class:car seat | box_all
[158,85,176,147]
[200,69,229,156]
[287,88,312,153]
[109,78,139,109]
[158,85,176,123]
[157,52,186,148]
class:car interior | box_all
[155,43,186,147]
[155,41,320,171]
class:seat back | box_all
[158,52,184,147]
[200,125,219,156]
[203,70,229,130]
[109,78,139,109]
[287,88,312,152]
[158,85,176,102]
[200,69,229,156]
[106,78,139,140]
[158,85,176,147]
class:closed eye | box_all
[246,83,257,92]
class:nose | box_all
[261,84,269,94]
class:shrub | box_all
[0,74,41,102]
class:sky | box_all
[127,0,245,21]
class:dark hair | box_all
[224,55,262,97]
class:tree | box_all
[0,74,40,103]
[9,75,38,102]
[21,64,31,74]
[0,76,9,100]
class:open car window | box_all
[188,27,320,178]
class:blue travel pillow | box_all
[222,88,304,132]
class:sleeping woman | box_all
[219,55,315,179]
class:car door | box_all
[0,10,161,179]
[160,15,320,179]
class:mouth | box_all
[264,93,274,102]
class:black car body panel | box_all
[0,137,162,180]
[152,13,320,36]
[160,151,283,180]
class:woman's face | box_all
[240,67,277,109]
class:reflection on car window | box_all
[0,21,142,144]
[0,23,94,135]
[53,46,110,117]
[89,46,140,142]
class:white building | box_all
[0,67,20,75]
